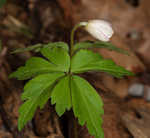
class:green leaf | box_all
[71,75,104,138]
[71,49,134,78]
[51,76,72,116]
[38,86,53,109]
[21,73,64,100]
[0,0,6,8]
[74,41,93,50]
[87,60,134,78]
[74,41,129,55]
[41,47,70,72]
[71,49,103,72]
[18,99,36,131]
[11,42,69,54]
[9,57,64,80]
[11,44,42,54]
[44,42,69,52]
[18,72,64,131]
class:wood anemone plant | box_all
[10,20,134,138]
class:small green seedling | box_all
[10,20,134,138]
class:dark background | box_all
[0,0,150,138]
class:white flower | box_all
[83,20,114,42]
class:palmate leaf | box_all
[9,47,70,80]
[50,74,104,138]
[74,41,129,55]
[11,42,69,54]
[44,42,69,52]
[51,76,71,116]
[10,38,134,138]
[71,75,104,138]
[71,49,134,78]
[41,47,70,72]
[18,72,64,131]
[71,49,103,72]
[9,57,61,80]
[11,44,42,54]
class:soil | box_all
[0,0,150,138]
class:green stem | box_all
[70,22,87,57]
[69,22,87,75]
[69,23,88,138]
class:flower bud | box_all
[84,20,114,42]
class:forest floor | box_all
[0,0,150,138]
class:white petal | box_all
[85,20,114,42]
